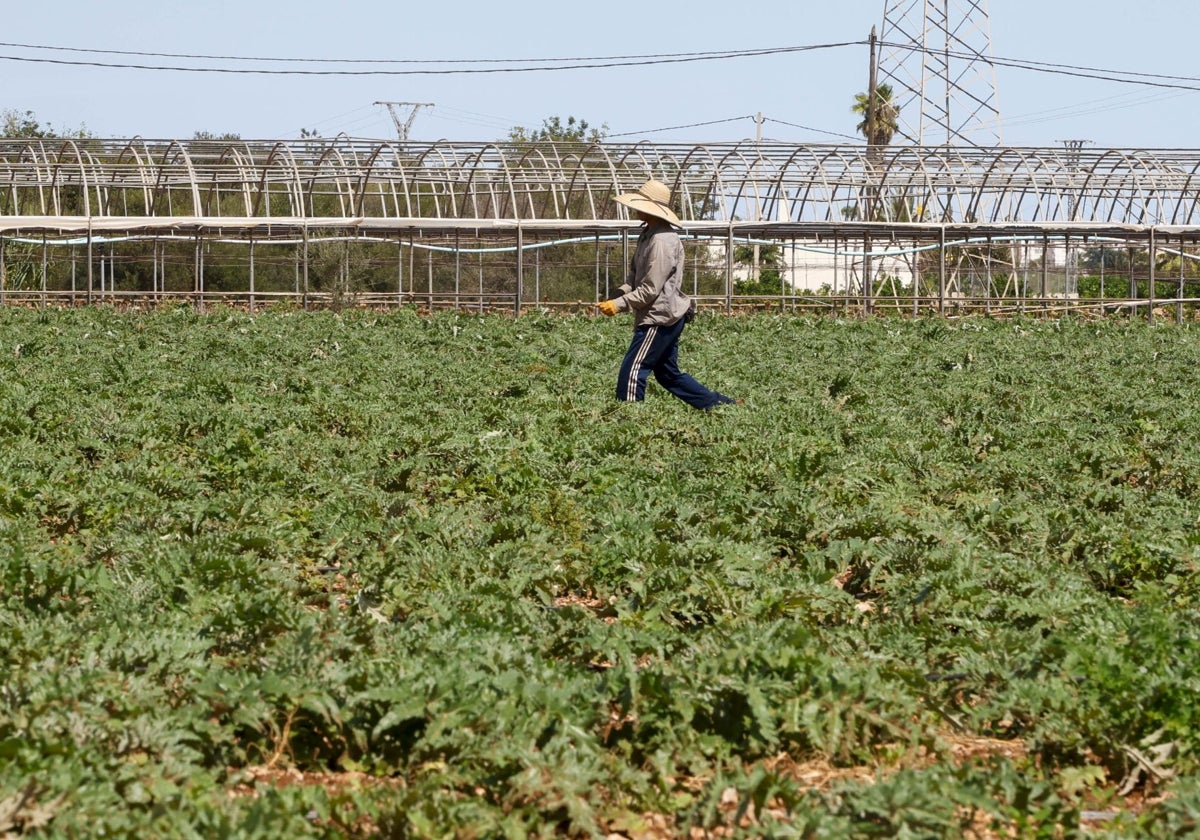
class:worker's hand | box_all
[597,299,619,317]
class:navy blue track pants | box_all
[616,318,735,410]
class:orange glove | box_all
[597,299,619,316]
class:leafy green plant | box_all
[3,309,1200,835]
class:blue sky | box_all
[4,0,1198,148]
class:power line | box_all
[607,116,756,138]
[880,39,1200,93]
[0,39,851,66]
[764,118,860,141]
[5,35,1199,96]
[428,106,523,132]
[0,42,860,76]
[1002,89,1189,130]
[3,35,1199,94]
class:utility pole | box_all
[374,101,435,141]
[867,26,879,158]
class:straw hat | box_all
[613,179,680,225]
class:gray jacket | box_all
[613,221,692,327]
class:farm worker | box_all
[596,179,739,410]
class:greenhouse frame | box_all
[2,136,1200,317]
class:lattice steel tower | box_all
[877,0,1002,146]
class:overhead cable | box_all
[880,40,1200,93]
[0,42,860,76]
[607,116,756,138]
[5,35,1198,96]
[764,118,860,141]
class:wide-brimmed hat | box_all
[613,179,680,225]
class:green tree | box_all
[496,116,613,301]
[1,108,91,139]
[852,83,900,148]
[0,109,93,292]
[733,243,785,297]
[507,115,607,144]
[191,130,242,142]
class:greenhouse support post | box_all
[1148,226,1157,323]
[515,224,524,316]
[1178,235,1185,324]
[195,233,205,313]
[249,235,256,314]
[87,224,94,306]
[938,227,946,314]
[40,233,47,308]
[302,225,310,309]
[725,225,733,314]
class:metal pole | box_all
[1019,240,1027,315]
[753,112,763,283]
[86,224,94,305]
[622,229,629,292]
[1099,241,1106,309]
[1148,226,1157,323]
[249,235,256,314]
[0,235,5,305]
[938,226,946,314]
[604,242,610,303]
[725,225,734,314]
[515,224,524,316]
[302,226,310,310]
[985,234,992,315]
[1040,235,1048,312]
[912,234,919,316]
[867,27,879,156]
[789,238,797,312]
[832,235,839,299]
[1128,244,1136,319]
[1178,234,1185,325]
[196,234,204,313]
[864,233,873,314]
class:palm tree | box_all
[852,84,900,149]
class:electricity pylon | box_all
[374,101,434,141]
[877,0,1002,146]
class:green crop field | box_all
[3,306,1200,838]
